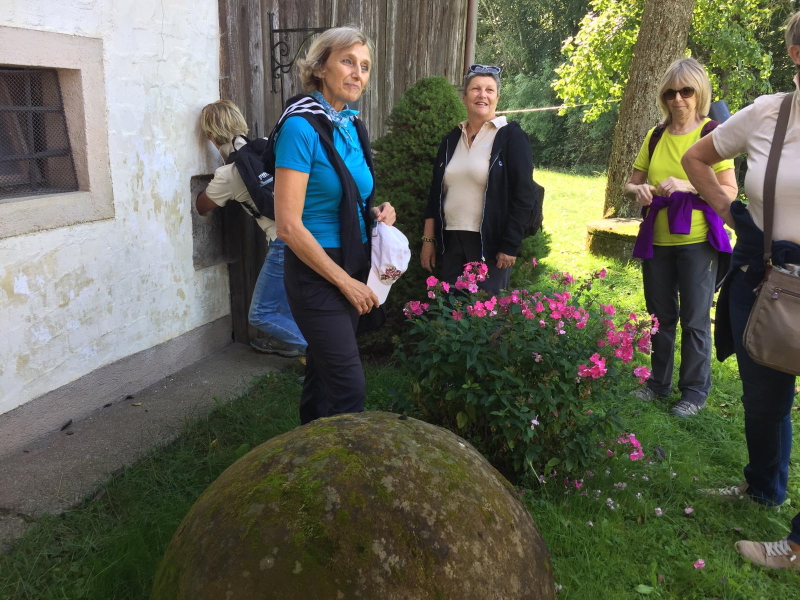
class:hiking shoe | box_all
[698,482,750,500]
[631,387,660,402]
[697,482,782,509]
[735,538,800,571]
[250,337,304,358]
[670,399,705,418]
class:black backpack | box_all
[524,179,545,238]
[225,136,275,220]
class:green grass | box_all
[2,169,798,599]
[515,170,800,598]
[0,368,409,600]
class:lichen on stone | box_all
[152,412,555,600]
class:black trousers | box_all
[641,242,717,404]
[284,247,366,425]
[441,230,511,294]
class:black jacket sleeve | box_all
[499,126,536,256]
[425,138,448,220]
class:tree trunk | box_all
[603,0,696,218]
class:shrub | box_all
[395,262,656,480]
[370,77,466,334]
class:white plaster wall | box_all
[0,0,230,414]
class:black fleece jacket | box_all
[424,121,537,258]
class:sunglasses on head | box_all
[469,64,502,75]
[663,87,695,101]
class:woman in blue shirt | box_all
[271,27,395,425]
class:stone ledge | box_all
[586,218,642,262]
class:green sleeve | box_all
[712,157,735,174]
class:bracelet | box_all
[421,236,436,244]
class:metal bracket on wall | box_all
[269,12,330,93]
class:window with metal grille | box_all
[0,67,79,202]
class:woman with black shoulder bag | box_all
[683,10,800,572]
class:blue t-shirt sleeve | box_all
[274,116,317,174]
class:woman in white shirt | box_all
[682,10,800,572]
[421,65,539,294]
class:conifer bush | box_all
[372,76,466,334]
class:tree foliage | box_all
[555,0,794,121]
[477,0,616,168]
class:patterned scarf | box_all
[311,91,360,148]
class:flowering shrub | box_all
[396,262,656,479]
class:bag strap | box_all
[762,92,794,264]
[648,120,717,160]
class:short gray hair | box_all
[296,26,374,93]
[463,72,501,96]
[786,11,800,48]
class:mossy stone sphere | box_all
[152,411,554,600]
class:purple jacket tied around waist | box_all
[633,192,732,260]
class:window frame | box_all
[0,26,113,240]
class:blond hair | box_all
[656,58,712,126]
[786,11,800,48]
[296,26,374,93]
[200,100,249,146]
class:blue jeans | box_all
[248,238,307,352]
[729,269,800,542]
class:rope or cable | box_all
[497,100,619,115]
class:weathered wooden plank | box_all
[261,0,284,130]
[219,0,269,344]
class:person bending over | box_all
[197,100,307,358]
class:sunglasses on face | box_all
[469,64,502,75]
[663,87,695,101]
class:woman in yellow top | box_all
[624,58,738,418]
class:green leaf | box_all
[635,585,653,595]
[545,457,561,470]
[456,411,468,429]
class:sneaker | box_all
[697,482,782,509]
[698,482,750,499]
[631,387,660,402]
[250,337,304,358]
[735,538,800,571]
[670,399,705,418]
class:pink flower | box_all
[426,275,438,287]
[530,416,540,429]
[633,366,651,384]
[606,449,614,457]
[654,507,663,517]
[574,480,583,489]
[532,352,543,363]
[577,353,607,379]
[685,507,694,515]
[531,257,538,267]
[629,449,644,461]
[598,268,607,279]
[693,559,705,569]
[427,290,436,299]
[451,310,463,321]
[442,281,450,292]
[600,304,616,316]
